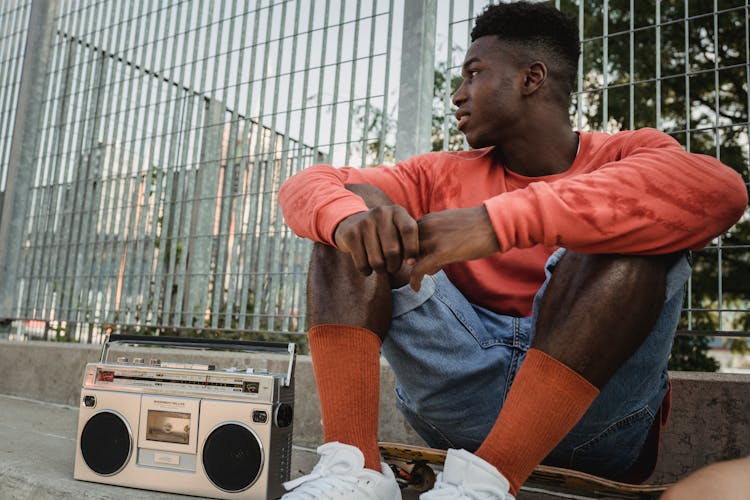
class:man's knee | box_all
[552,252,673,296]
[533,252,679,387]
[307,243,392,338]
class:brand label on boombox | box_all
[73,335,295,500]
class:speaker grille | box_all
[202,423,263,492]
[80,411,132,476]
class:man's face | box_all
[452,36,524,149]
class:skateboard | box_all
[379,442,674,498]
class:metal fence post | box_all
[395,0,437,161]
[0,0,58,317]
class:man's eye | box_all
[468,70,478,78]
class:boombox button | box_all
[252,410,268,424]
[83,395,96,407]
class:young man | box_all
[279,2,747,499]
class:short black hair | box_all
[471,1,580,94]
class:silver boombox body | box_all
[73,334,295,500]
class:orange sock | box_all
[308,324,382,471]
[475,348,600,494]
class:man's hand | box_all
[410,206,500,291]
[333,205,419,275]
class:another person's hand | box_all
[409,205,500,291]
[333,206,419,275]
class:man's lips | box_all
[456,112,470,130]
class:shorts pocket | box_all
[570,405,655,479]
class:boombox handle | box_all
[101,334,296,387]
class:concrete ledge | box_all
[0,340,748,487]
[652,371,750,482]
[0,340,423,447]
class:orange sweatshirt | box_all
[279,128,748,317]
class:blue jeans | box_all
[381,249,691,479]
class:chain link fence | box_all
[0,1,747,356]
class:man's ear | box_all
[521,61,547,96]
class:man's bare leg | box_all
[533,251,673,386]
[475,251,674,494]
[305,185,403,471]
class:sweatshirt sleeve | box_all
[484,129,748,254]
[278,156,434,246]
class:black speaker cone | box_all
[203,423,263,492]
[80,411,132,475]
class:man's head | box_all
[471,2,580,97]
[453,2,580,149]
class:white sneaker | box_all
[419,449,515,500]
[282,442,401,499]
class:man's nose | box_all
[452,80,467,106]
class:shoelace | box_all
[283,463,362,499]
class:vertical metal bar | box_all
[124,3,163,330]
[577,1,584,129]
[185,97,221,330]
[77,2,108,341]
[150,0,191,329]
[183,2,217,327]
[90,0,126,329]
[106,0,136,325]
[237,3,264,331]
[629,0,634,129]
[276,1,303,333]
[270,0,317,333]
[17,2,51,320]
[344,0,363,166]
[135,2,172,328]
[70,0,106,339]
[38,3,72,336]
[66,1,98,331]
[443,1,454,151]
[377,0,395,163]
[313,0,331,164]
[713,0,722,330]
[249,3,280,332]
[207,0,238,330]
[745,0,750,196]
[0,0,58,318]
[166,95,199,328]
[54,29,78,328]
[116,0,148,326]
[327,0,346,161]
[684,0,692,330]
[53,0,89,334]
[603,0,609,130]
[221,0,250,332]
[0,5,29,178]
[361,0,375,167]
[655,0,662,129]
[395,0,436,160]
[114,0,140,324]
[264,1,294,332]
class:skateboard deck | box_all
[379,442,674,498]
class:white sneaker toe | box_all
[419,449,514,500]
[282,442,401,500]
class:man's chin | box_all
[463,133,489,150]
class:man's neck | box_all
[492,122,579,177]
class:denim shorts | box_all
[380,249,691,479]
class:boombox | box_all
[74,334,296,499]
